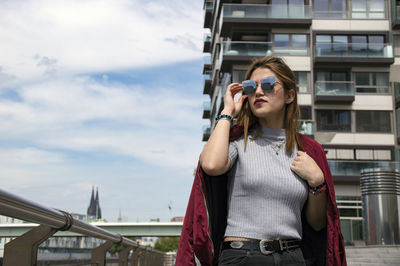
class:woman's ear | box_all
[285,89,295,104]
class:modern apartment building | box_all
[201,0,400,245]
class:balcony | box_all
[202,126,211,141]
[203,101,211,119]
[314,81,355,103]
[298,120,314,137]
[328,160,400,182]
[203,33,211,53]
[220,4,311,36]
[220,41,308,72]
[314,43,394,64]
[203,1,213,29]
[203,73,212,95]
[392,6,400,29]
[203,55,211,74]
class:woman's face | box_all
[247,67,294,128]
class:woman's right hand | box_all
[222,83,248,118]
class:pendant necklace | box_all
[268,139,285,156]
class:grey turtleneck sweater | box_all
[225,127,308,240]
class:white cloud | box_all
[0,75,203,169]
[0,0,203,80]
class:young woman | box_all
[177,57,346,266]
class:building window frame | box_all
[316,109,352,132]
[353,72,390,94]
[355,110,392,133]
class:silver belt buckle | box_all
[230,241,244,249]
[259,239,274,255]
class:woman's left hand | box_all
[290,151,324,187]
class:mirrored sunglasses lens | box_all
[261,83,273,91]
[243,86,255,95]
[242,80,257,95]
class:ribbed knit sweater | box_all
[225,127,308,240]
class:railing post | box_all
[91,240,115,266]
[130,248,140,266]
[118,246,132,266]
[3,225,56,266]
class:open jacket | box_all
[176,126,347,266]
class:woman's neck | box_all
[258,116,285,129]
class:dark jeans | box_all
[218,247,306,266]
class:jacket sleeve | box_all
[176,169,197,266]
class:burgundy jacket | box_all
[176,126,347,266]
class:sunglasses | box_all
[242,76,279,95]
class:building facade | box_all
[201,0,400,245]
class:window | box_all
[351,0,385,19]
[316,110,351,131]
[294,71,309,93]
[354,72,390,93]
[273,34,308,55]
[356,111,391,133]
[393,35,400,56]
[314,0,347,18]
[300,106,312,119]
[274,34,289,47]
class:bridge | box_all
[0,222,182,237]
[0,188,182,265]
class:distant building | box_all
[87,186,102,221]
[0,215,25,257]
[170,216,184,222]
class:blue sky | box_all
[0,0,208,222]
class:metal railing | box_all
[0,188,167,266]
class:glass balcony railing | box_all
[202,126,211,135]
[222,4,311,19]
[273,47,309,56]
[222,42,308,57]
[204,1,213,11]
[315,81,355,96]
[328,160,400,177]
[298,120,314,135]
[315,43,393,58]
[204,33,211,42]
[203,55,211,64]
[203,101,211,111]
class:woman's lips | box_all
[254,99,267,105]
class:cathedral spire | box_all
[87,186,101,220]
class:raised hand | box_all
[222,83,248,118]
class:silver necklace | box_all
[271,142,284,155]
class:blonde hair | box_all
[235,56,303,153]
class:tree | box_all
[154,237,179,252]
[109,236,136,254]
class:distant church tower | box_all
[87,186,102,220]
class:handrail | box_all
[0,188,151,249]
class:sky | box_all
[0,0,209,222]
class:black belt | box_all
[222,239,301,255]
